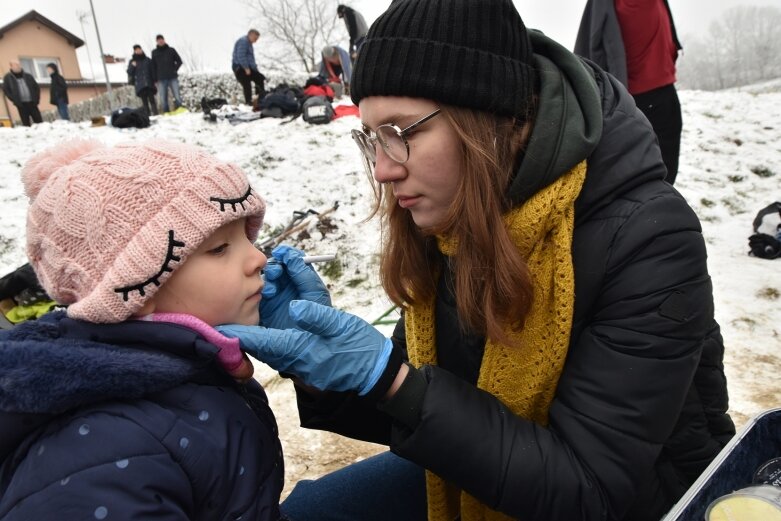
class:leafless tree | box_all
[178,40,206,74]
[677,5,781,90]
[245,0,345,73]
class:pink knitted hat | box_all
[23,139,266,323]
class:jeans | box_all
[157,78,182,113]
[56,100,69,120]
[633,84,682,185]
[280,451,427,521]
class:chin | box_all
[237,311,261,326]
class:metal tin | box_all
[705,485,781,521]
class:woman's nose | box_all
[372,147,407,185]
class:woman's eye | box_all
[208,243,229,255]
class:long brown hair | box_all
[368,104,536,344]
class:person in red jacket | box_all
[576,0,683,184]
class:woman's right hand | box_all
[219,300,392,396]
[260,245,332,330]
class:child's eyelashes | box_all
[207,243,229,255]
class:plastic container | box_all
[662,408,781,520]
[705,485,781,520]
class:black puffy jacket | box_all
[151,44,182,80]
[47,64,68,104]
[293,32,734,521]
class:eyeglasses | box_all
[351,109,441,175]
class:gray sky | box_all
[5,0,781,76]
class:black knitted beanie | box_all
[351,0,536,119]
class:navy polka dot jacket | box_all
[0,311,285,520]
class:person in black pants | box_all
[46,63,69,120]
[127,45,158,116]
[337,4,368,62]
[575,0,683,184]
[232,29,266,105]
[2,61,42,126]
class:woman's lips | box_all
[397,195,421,208]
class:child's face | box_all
[147,218,267,326]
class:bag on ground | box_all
[748,202,781,259]
[301,95,334,125]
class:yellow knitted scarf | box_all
[404,161,587,521]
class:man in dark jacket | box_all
[337,5,368,61]
[151,34,183,113]
[232,29,266,105]
[127,45,158,116]
[575,0,683,184]
[45,63,69,121]
[2,61,42,126]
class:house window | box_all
[19,58,61,81]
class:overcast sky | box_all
[5,0,781,76]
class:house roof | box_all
[0,10,84,48]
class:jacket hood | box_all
[507,30,602,207]
[0,311,221,461]
[508,31,667,223]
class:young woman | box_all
[220,0,735,519]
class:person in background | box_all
[0,139,289,520]
[218,0,734,519]
[232,29,266,106]
[575,0,683,184]
[151,34,183,113]
[45,63,69,121]
[337,4,368,61]
[2,61,42,126]
[127,44,158,116]
[318,45,352,97]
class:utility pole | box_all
[88,0,113,107]
[76,11,99,95]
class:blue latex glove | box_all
[261,245,331,330]
[217,300,392,395]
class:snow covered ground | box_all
[0,87,779,496]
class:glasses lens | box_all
[351,129,376,163]
[376,125,409,163]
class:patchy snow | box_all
[0,87,779,496]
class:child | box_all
[0,140,286,520]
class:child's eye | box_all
[208,243,229,255]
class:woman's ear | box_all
[133,298,157,317]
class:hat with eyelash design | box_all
[22,139,266,323]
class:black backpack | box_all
[110,107,150,129]
[748,202,781,259]
[259,84,303,118]
[301,95,334,125]
[201,97,228,115]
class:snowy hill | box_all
[0,87,779,496]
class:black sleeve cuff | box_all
[377,363,428,430]
[362,344,405,403]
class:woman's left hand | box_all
[260,245,331,330]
